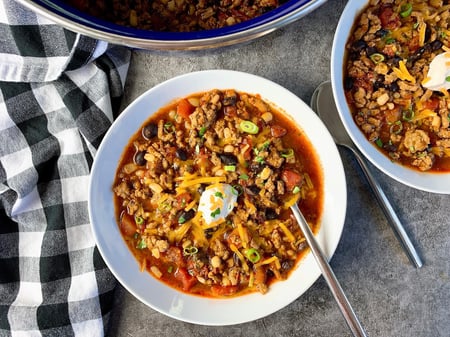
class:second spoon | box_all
[311,81,423,268]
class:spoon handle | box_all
[350,147,423,268]
[291,204,367,337]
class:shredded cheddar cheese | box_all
[393,60,416,83]
[236,219,249,248]
[255,256,281,269]
[278,222,296,242]
[421,76,431,86]
[178,176,226,188]
[418,22,427,47]
[230,244,249,272]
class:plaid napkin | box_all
[0,1,131,336]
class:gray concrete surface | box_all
[107,1,450,336]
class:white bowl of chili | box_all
[331,0,450,194]
[89,70,346,325]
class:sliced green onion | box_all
[260,141,270,150]
[244,248,261,263]
[281,148,294,158]
[400,3,412,18]
[375,138,383,147]
[210,208,221,218]
[292,186,301,194]
[239,120,259,134]
[178,215,186,224]
[369,53,385,64]
[402,108,415,121]
[389,121,403,135]
[199,126,207,137]
[224,165,236,172]
[231,185,243,196]
[214,191,224,199]
[167,266,174,273]
[135,215,144,225]
[385,37,395,44]
[446,76,450,82]
[255,156,264,163]
[158,201,172,213]
[164,121,174,133]
[239,173,249,180]
[136,238,147,249]
[183,246,198,256]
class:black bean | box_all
[366,46,378,56]
[245,185,261,196]
[219,153,238,165]
[265,208,278,220]
[430,39,443,51]
[387,56,401,67]
[281,259,295,272]
[389,81,399,92]
[197,184,206,194]
[223,94,237,106]
[134,151,146,166]
[351,39,367,52]
[249,162,263,173]
[373,76,386,91]
[204,228,216,239]
[375,28,389,38]
[176,148,188,161]
[142,123,158,139]
[425,26,432,43]
[178,209,195,223]
[344,77,354,91]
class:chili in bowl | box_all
[332,0,450,194]
[89,70,346,325]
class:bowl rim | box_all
[331,0,450,195]
[88,69,347,325]
[16,0,327,50]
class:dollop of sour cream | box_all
[422,51,450,91]
[198,183,237,225]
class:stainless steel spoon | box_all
[311,81,423,268]
[291,203,368,337]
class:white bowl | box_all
[89,70,346,325]
[331,0,450,194]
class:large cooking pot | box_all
[16,0,327,50]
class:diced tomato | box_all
[176,192,192,209]
[241,136,253,161]
[379,5,400,30]
[174,267,197,291]
[270,125,287,138]
[423,97,440,111]
[211,285,239,296]
[177,99,195,119]
[281,169,303,192]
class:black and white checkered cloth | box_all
[0,1,131,335]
